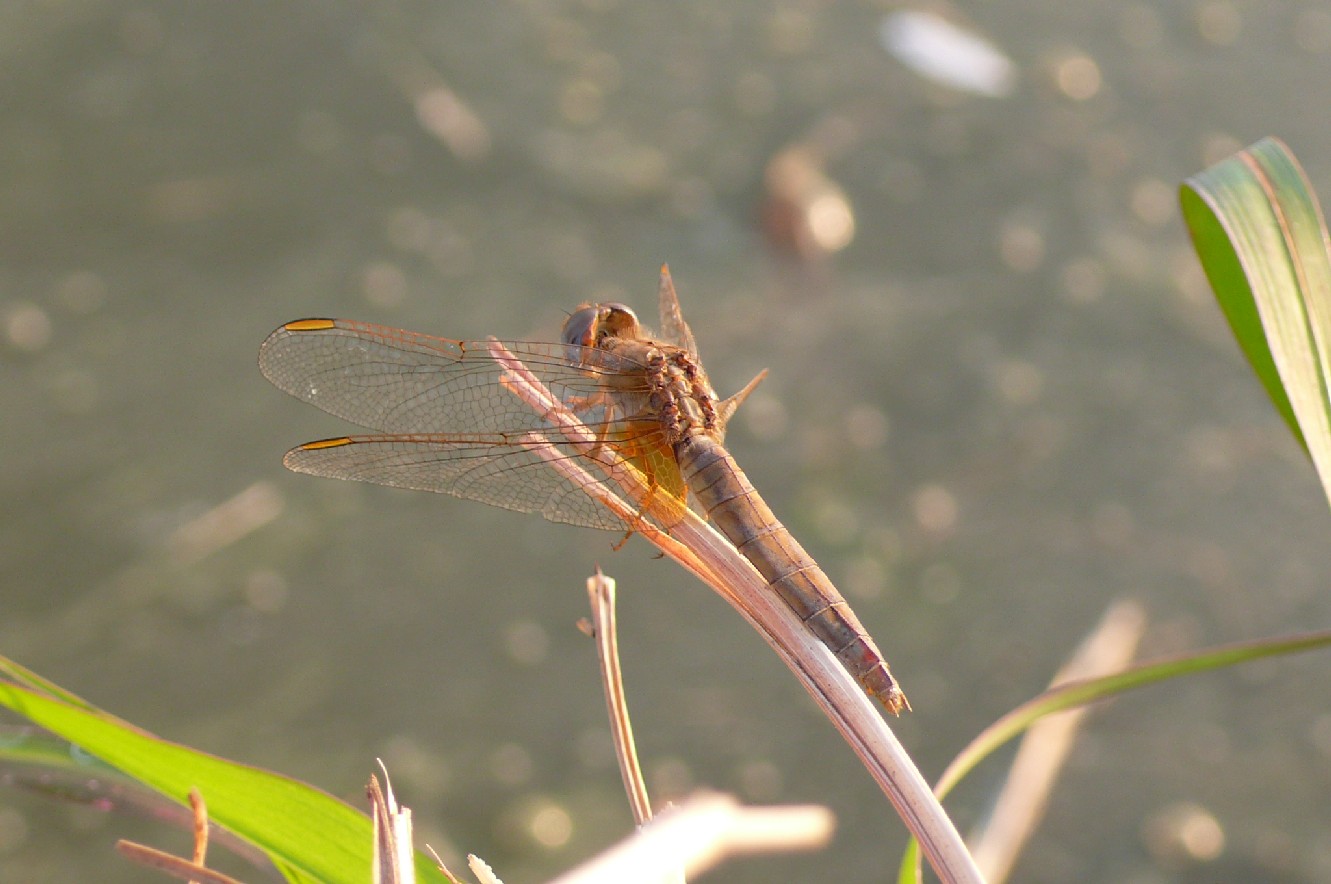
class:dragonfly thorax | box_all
[599,336,724,447]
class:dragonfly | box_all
[258,266,907,714]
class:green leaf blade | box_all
[897,628,1331,882]
[0,678,447,884]
[1182,136,1331,504]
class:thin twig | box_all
[370,764,415,884]
[586,571,687,884]
[585,571,654,827]
[545,793,834,884]
[114,842,243,884]
[115,787,239,884]
[188,787,208,884]
[468,854,505,884]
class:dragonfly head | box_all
[561,302,642,352]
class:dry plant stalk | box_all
[545,793,834,884]
[585,570,689,884]
[115,788,243,884]
[370,766,416,884]
[585,571,654,827]
[466,854,504,884]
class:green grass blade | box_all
[0,653,108,715]
[1181,136,1331,501]
[898,629,1331,882]
[0,671,449,884]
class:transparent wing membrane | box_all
[259,318,676,531]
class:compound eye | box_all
[561,305,601,348]
[597,303,640,339]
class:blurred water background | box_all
[5,2,1331,881]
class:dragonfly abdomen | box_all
[676,434,908,714]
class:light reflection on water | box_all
[5,3,1331,881]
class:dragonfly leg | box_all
[565,391,625,462]
[611,474,663,551]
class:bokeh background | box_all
[5,2,1331,881]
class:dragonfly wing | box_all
[655,265,699,356]
[284,434,638,532]
[259,318,642,436]
[612,425,687,504]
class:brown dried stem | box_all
[546,793,834,884]
[115,788,241,884]
[585,571,654,827]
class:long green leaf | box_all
[0,670,449,884]
[898,629,1331,882]
[1181,136,1331,501]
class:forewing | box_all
[258,318,646,436]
